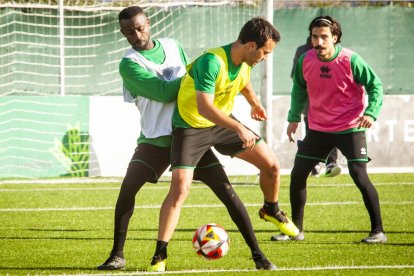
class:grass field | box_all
[1,173,413,275]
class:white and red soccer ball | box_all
[192,223,230,260]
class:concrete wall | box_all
[88,95,414,177]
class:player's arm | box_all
[119,58,180,102]
[351,52,383,126]
[197,92,258,149]
[240,82,267,121]
[194,54,258,149]
[290,47,302,79]
[287,54,308,142]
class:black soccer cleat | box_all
[97,255,126,270]
[253,256,277,270]
[325,163,341,177]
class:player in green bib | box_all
[98,6,276,272]
[149,17,299,271]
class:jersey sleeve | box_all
[287,53,309,122]
[191,53,221,94]
[350,52,383,120]
[119,58,181,103]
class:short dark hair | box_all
[308,16,342,44]
[118,6,145,21]
[238,17,281,49]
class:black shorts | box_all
[129,143,221,183]
[170,123,262,169]
[297,129,370,163]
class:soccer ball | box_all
[192,223,230,260]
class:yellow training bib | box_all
[177,47,251,128]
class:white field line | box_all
[0,185,240,192]
[0,178,123,185]
[0,201,413,212]
[52,264,414,276]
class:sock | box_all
[154,240,168,260]
[252,251,265,260]
[264,200,280,216]
[111,251,124,259]
[196,165,263,256]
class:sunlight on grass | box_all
[0,173,413,275]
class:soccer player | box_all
[290,36,341,178]
[97,6,276,271]
[274,15,387,243]
[148,17,298,272]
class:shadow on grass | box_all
[0,267,96,271]
[252,229,414,234]
[27,228,95,232]
[0,267,153,274]
[0,236,157,241]
[22,227,414,236]
[1,227,410,246]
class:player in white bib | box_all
[97,6,276,271]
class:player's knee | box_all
[261,159,280,177]
[168,184,191,204]
[348,162,366,177]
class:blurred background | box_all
[0,0,413,178]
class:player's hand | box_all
[356,115,374,129]
[237,126,259,150]
[287,122,299,143]
[251,104,267,121]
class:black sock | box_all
[196,166,263,255]
[264,200,280,216]
[110,251,124,259]
[154,240,168,260]
[252,251,265,260]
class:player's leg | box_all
[272,130,332,241]
[213,122,297,236]
[236,142,279,202]
[158,168,194,243]
[149,127,210,272]
[304,115,321,177]
[325,147,341,177]
[98,144,170,270]
[234,142,298,236]
[327,147,338,164]
[349,163,382,231]
[289,156,319,233]
[338,132,386,243]
[148,168,194,272]
[194,149,276,270]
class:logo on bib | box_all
[160,68,174,81]
[360,147,367,155]
[320,66,331,79]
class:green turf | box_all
[0,173,413,275]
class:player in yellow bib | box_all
[98,6,277,272]
[177,47,251,128]
[149,17,299,272]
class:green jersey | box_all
[120,38,188,147]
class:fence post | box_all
[59,0,65,96]
[261,0,274,146]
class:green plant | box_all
[49,122,89,177]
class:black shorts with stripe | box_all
[170,122,262,169]
[297,129,370,163]
[129,143,221,183]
